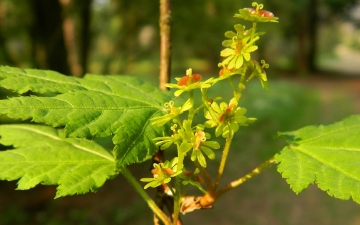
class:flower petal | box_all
[200,146,215,160]
[225,31,237,38]
[196,151,207,168]
[202,141,220,149]
[228,55,239,69]
[220,48,235,57]
[246,45,258,52]
[235,55,244,68]
[243,53,251,61]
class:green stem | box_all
[228,77,236,95]
[214,129,234,191]
[216,157,275,198]
[201,89,218,122]
[237,74,246,100]
[121,167,171,225]
[172,176,181,225]
[251,22,257,40]
[187,90,195,124]
[195,161,213,191]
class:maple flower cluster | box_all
[142,2,277,191]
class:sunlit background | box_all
[1,0,360,225]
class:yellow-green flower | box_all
[205,98,256,138]
[234,2,279,23]
[165,68,214,97]
[151,99,192,127]
[140,157,182,189]
[220,35,259,70]
[190,130,220,168]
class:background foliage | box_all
[0,0,359,77]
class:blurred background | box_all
[1,0,360,224]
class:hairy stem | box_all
[159,0,172,90]
[214,130,234,191]
[216,157,275,198]
[121,167,171,225]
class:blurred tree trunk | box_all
[29,0,70,75]
[77,0,92,75]
[59,0,92,77]
[307,0,318,73]
[296,0,318,75]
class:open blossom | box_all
[244,8,274,18]
[151,99,192,127]
[220,36,258,70]
[165,68,213,97]
[234,3,278,23]
[141,158,182,189]
[177,73,202,86]
[205,98,255,138]
[190,130,220,168]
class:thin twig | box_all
[155,0,176,224]
[159,0,172,90]
[216,157,275,198]
[214,130,234,191]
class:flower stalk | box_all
[121,167,171,225]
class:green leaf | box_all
[0,124,118,198]
[275,115,360,203]
[0,67,171,167]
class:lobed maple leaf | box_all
[0,66,171,168]
[276,115,360,203]
[0,124,118,198]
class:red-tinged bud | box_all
[219,104,234,122]
[244,7,274,18]
[219,113,225,122]
[219,67,234,76]
[253,60,266,73]
[192,74,202,82]
[162,168,175,175]
[226,104,234,113]
[258,9,274,18]
[177,76,190,86]
[177,74,202,86]
[236,42,243,54]
[151,168,160,175]
[194,130,205,150]
[183,171,194,177]
[196,175,204,184]
[244,7,256,14]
